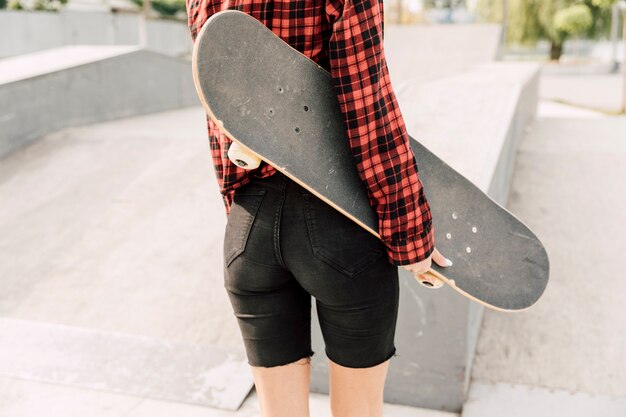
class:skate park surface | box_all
[1,15,626,417]
[2,87,625,417]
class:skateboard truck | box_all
[228,142,262,169]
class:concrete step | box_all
[0,317,253,410]
[540,70,624,114]
[0,45,198,159]
[385,23,502,85]
[0,373,459,417]
[0,10,192,59]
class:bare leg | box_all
[328,359,390,417]
[251,357,312,417]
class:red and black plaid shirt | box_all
[186,0,434,265]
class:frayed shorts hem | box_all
[248,350,315,368]
[325,346,397,369]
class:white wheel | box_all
[228,142,261,170]
[417,272,445,289]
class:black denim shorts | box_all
[223,171,399,368]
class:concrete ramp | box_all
[0,45,198,159]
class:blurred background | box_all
[0,0,625,416]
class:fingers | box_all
[431,248,453,268]
[399,247,452,278]
[402,248,450,290]
[400,256,431,275]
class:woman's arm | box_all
[326,0,435,266]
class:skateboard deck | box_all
[191,10,549,312]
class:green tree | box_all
[33,0,68,10]
[131,0,186,18]
[554,5,593,36]
[7,0,68,11]
[541,2,594,59]
[585,0,617,38]
[478,0,618,60]
[7,0,24,9]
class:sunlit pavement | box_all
[1,70,625,416]
[467,85,626,415]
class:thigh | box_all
[314,258,399,369]
[225,260,313,367]
[224,183,313,368]
[282,189,400,368]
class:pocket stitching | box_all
[224,190,266,267]
[303,193,382,277]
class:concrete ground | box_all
[467,97,626,415]
[0,377,454,417]
[540,69,625,114]
[0,107,241,350]
[1,70,625,416]
[0,107,457,417]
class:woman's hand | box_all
[400,248,452,286]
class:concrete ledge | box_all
[0,46,198,159]
[399,61,539,410]
[396,62,540,201]
[310,61,540,413]
[0,45,140,84]
[384,24,502,85]
[0,10,192,59]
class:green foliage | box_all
[589,0,615,7]
[0,0,7,9]
[507,0,545,45]
[131,0,186,17]
[554,4,593,41]
[487,0,618,46]
[536,0,563,43]
[585,0,617,39]
[8,0,24,9]
[34,0,67,10]
[7,0,68,11]
[476,0,503,22]
[151,0,186,17]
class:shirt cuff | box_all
[384,222,435,266]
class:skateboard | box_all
[191,10,549,312]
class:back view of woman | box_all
[185,1,450,416]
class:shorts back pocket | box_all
[303,192,383,277]
[224,189,267,267]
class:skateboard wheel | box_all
[228,142,261,170]
[417,273,445,289]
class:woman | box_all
[185,0,450,416]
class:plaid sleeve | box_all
[326,0,434,265]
